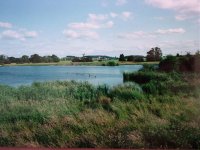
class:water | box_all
[0,65,142,87]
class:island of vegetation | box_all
[0,48,200,149]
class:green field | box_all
[0,67,199,148]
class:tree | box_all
[0,55,9,64]
[42,56,52,63]
[8,57,17,63]
[146,47,162,61]
[119,54,125,61]
[30,54,42,63]
[159,55,178,72]
[127,56,134,61]
[21,55,30,63]
[51,54,60,62]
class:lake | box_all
[0,65,142,86]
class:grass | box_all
[0,70,200,149]
[3,60,159,66]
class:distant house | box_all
[72,56,93,62]
[84,55,114,61]
[64,56,76,61]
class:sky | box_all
[0,0,199,57]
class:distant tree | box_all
[195,50,200,55]
[42,56,51,63]
[159,52,200,73]
[21,55,30,63]
[146,47,162,61]
[159,55,178,72]
[30,54,42,63]
[51,54,60,62]
[135,56,144,62]
[119,54,125,61]
[186,52,191,57]
[127,56,134,61]
[72,57,81,62]
[0,55,9,64]
[83,57,92,62]
[8,57,17,63]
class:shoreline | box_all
[2,61,159,67]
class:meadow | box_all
[0,65,200,148]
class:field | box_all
[0,67,199,148]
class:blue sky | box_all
[0,0,199,57]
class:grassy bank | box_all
[3,60,159,66]
[0,70,200,148]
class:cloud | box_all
[121,11,132,20]
[156,28,185,34]
[88,13,108,22]
[63,30,99,39]
[118,31,156,39]
[153,16,164,20]
[101,0,109,7]
[0,22,12,28]
[68,22,100,30]
[110,11,132,20]
[198,18,200,24]
[175,15,188,21]
[105,21,114,28]
[68,21,113,30]
[24,31,38,38]
[116,0,127,6]
[145,0,200,20]
[64,13,117,39]
[68,13,114,30]
[110,12,118,18]
[1,30,24,40]
[1,29,38,41]
[63,11,132,40]
[118,28,186,39]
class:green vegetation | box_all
[102,60,119,66]
[0,47,160,66]
[0,54,60,65]
[146,47,162,62]
[0,68,200,148]
[0,52,200,148]
[159,52,200,73]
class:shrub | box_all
[109,82,144,101]
[159,53,200,73]
[139,64,157,72]
[123,71,169,84]
[142,81,158,95]
[106,61,119,66]
[159,55,179,72]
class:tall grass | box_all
[0,73,200,148]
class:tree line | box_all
[159,51,200,73]
[0,54,60,64]
[119,47,162,62]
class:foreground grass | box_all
[0,71,200,148]
[3,60,159,66]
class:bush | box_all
[139,64,158,72]
[159,53,200,73]
[123,71,169,84]
[109,82,144,101]
[106,61,119,66]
